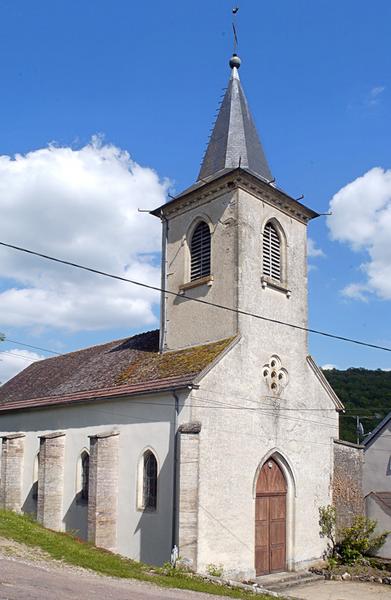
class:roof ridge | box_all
[36,329,160,363]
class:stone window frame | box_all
[76,448,90,505]
[180,215,214,291]
[136,447,159,513]
[261,217,289,293]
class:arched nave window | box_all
[32,452,40,500]
[80,450,90,501]
[190,221,211,281]
[76,450,90,502]
[262,221,282,282]
[139,450,158,511]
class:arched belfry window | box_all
[143,450,157,510]
[263,222,281,282]
[190,221,211,281]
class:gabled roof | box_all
[363,410,391,447]
[365,491,391,513]
[307,356,344,411]
[0,331,235,413]
[198,57,272,183]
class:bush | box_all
[319,506,390,565]
[206,563,224,577]
[319,505,337,558]
[338,516,390,564]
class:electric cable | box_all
[0,239,390,353]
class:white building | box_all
[363,412,391,559]
[0,52,344,579]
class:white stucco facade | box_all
[159,168,341,577]
[0,169,342,578]
[0,393,190,566]
[363,416,391,558]
[0,56,344,579]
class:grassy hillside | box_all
[0,510,273,599]
[322,368,391,443]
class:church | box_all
[0,51,344,579]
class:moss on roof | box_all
[116,337,234,385]
[0,330,235,408]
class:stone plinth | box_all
[178,422,201,571]
[0,433,25,512]
[37,432,66,530]
[88,431,119,551]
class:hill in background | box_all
[322,368,391,444]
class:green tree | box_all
[322,367,391,443]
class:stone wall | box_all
[333,439,364,531]
[88,431,119,551]
[177,422,201,571]
[0,433,25,512]
[37,432,66,530]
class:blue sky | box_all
[0,0,390,379]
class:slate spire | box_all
[198,54,273,183]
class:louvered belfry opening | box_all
[190,221,211,281]
[263,222,281,281]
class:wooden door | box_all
[255,458,287,575]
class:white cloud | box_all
[368,86,385,106]
[0,349,45,383]
[327,167,391,301]
[321,364,337,370]
[341,283,370,303]
[307,238,325,258]
[0,137,169,331]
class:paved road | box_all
[291,579,390,599]
[1,556,390,600]
[0,557,236,600]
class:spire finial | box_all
[229,53,241,70]
[230,7,241,70]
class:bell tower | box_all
[152,54,318,352]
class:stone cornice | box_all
[154,169,318,225]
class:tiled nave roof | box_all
[0,330,233,412]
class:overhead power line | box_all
[0,350,40,362]
[0,239,390,353]
[3,338,60,355]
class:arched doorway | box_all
[255,458,287,575]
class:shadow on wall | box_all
[63,494,88,541]
[135,417,176,566]
[22,488,88,541]
[21,481,38,517]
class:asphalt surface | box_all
[1,555,390,600]
[292,580,390,599]
[0,557,234,600]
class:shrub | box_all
[319,506,390,565]
[338,516,390,564]
[319,505,337,558]
[206,563,223,577]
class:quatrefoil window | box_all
[262,355,288,394]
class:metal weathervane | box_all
[232,6,239,54]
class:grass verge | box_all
[0,510,275,599]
